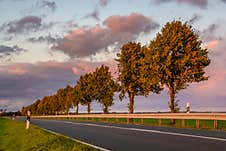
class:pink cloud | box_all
[54,25,112,57]
[103,13,159,34]
[206,40,219,49]
[191,38,226,97]
[72,67,79,75]
[71,61,100,75]
[7,66,28,75]
[53,13,159,58]
[190,65,226,97]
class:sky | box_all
[0,0,226,112]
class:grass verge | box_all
[0,117,99,151]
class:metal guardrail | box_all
[32,113,226,120]
[32,113,226,129]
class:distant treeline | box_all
[0,111,22,116]
[22,20,210,115]
[22,65,118,115]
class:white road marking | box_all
[49,120,226,142]
[41,127,110,151]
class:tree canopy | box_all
[148,20,210,112]
[117,42,162,113]
[92,65,118,113]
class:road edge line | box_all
[63,121,226,142]
[41,127,110,151]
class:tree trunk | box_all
[169,81,176,124]
[66,108,69,115]
[76,104,79,114]
[128,92,134,114]
[169,83,175,113]
[128,91,134,123]
[103,105,109,114]
[87,103,91,114]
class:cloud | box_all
[103,13,159,34]
[0,45,24,53]
[152,0,208,9]
[189,14,202,23]
[0,60,117,111]
[27,34,60,44]
[206,40,219,49]
[53,13,159,57]
[99,0,109,7]
[0,60,108,98]
[207,38,226,59]
[191,67,226,98]
[84,9,100,21]
[0,99,26,112]
[38,0,57,11]
[7,66,28,76]
[64,20,78,30]
[201,24,219,42]
[53,25,112,57]
[1,16,42,34]
[0,62,73,99]
[0,45,25,61]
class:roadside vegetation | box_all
[0,118,99,151]
[21,20,210,116]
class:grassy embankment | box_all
[0,117,99,151]
[47,117,226,130]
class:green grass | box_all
[108,118,115,123]
[218,120,226,130]
[133,118,141,124]
[200,120,214,129]
[118,118,127,123]
[0,118,99,151]
[185,119,196,128]
[143,118,158,125]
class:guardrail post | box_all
[158,119,162,125]
[182,119,185,127]
[196,120,200,128]
[127,118,133,124]
[141,118,144,125]
[214,120,218,129]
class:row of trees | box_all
[22,20,210,115]
[22,65,118,115]
[117,20,210,113]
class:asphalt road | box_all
[29,119,226,151]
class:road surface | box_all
[29,119,226,151]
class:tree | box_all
[148,20,210,113]
[117,42,162,113]
[71,85,80,114]
[65,85,73,114]
[30,99,41,115]
[56,88,67,114]
[93,65,118,113]
[76,73,94,114]
[37,96,50,115]
[49,95,59,115]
